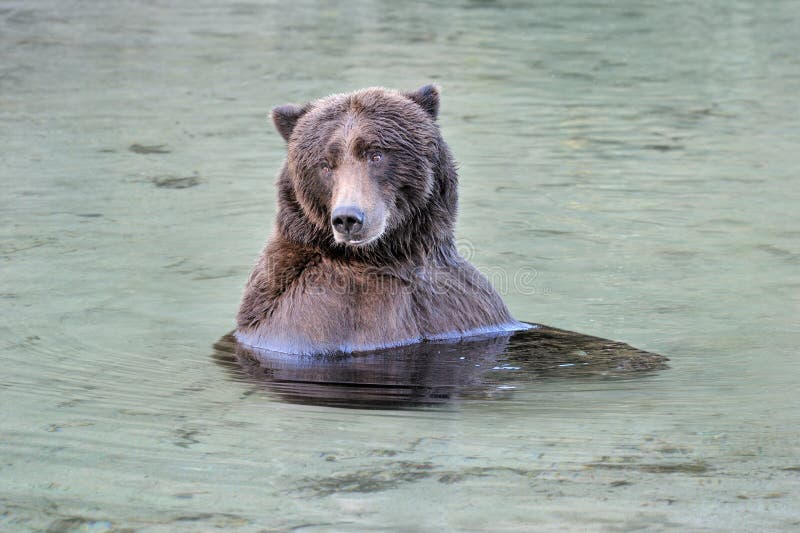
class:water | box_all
[2,0,799,530]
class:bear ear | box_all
[270,103,309,142]
[405,84,440,120]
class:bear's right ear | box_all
[271,103,309,142]
[405,84,440,120]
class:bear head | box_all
[270,85,458,261]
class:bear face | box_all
[271,85,457,260]
[236,85,522,355]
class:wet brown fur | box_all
[236,85,519,354]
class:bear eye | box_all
[368,151,383,163]
[320,162,332,176]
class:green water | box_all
[2,1,799,530]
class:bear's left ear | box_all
[271,103,310,142]
[405,84,440,120]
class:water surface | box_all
[2,1,799,531]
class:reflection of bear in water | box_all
[214,325,668,409]
[237,85,527,354]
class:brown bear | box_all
[236,85,528,354]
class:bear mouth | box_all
[338,234,379,247]
[333,218,387,248]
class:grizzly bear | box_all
[236,85,527,354]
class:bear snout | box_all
[331,205,365,236]
[330,201,387,246]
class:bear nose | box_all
[331,205,365,235]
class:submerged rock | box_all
[129,143,171,154]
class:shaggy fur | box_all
[236,85,525,354]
